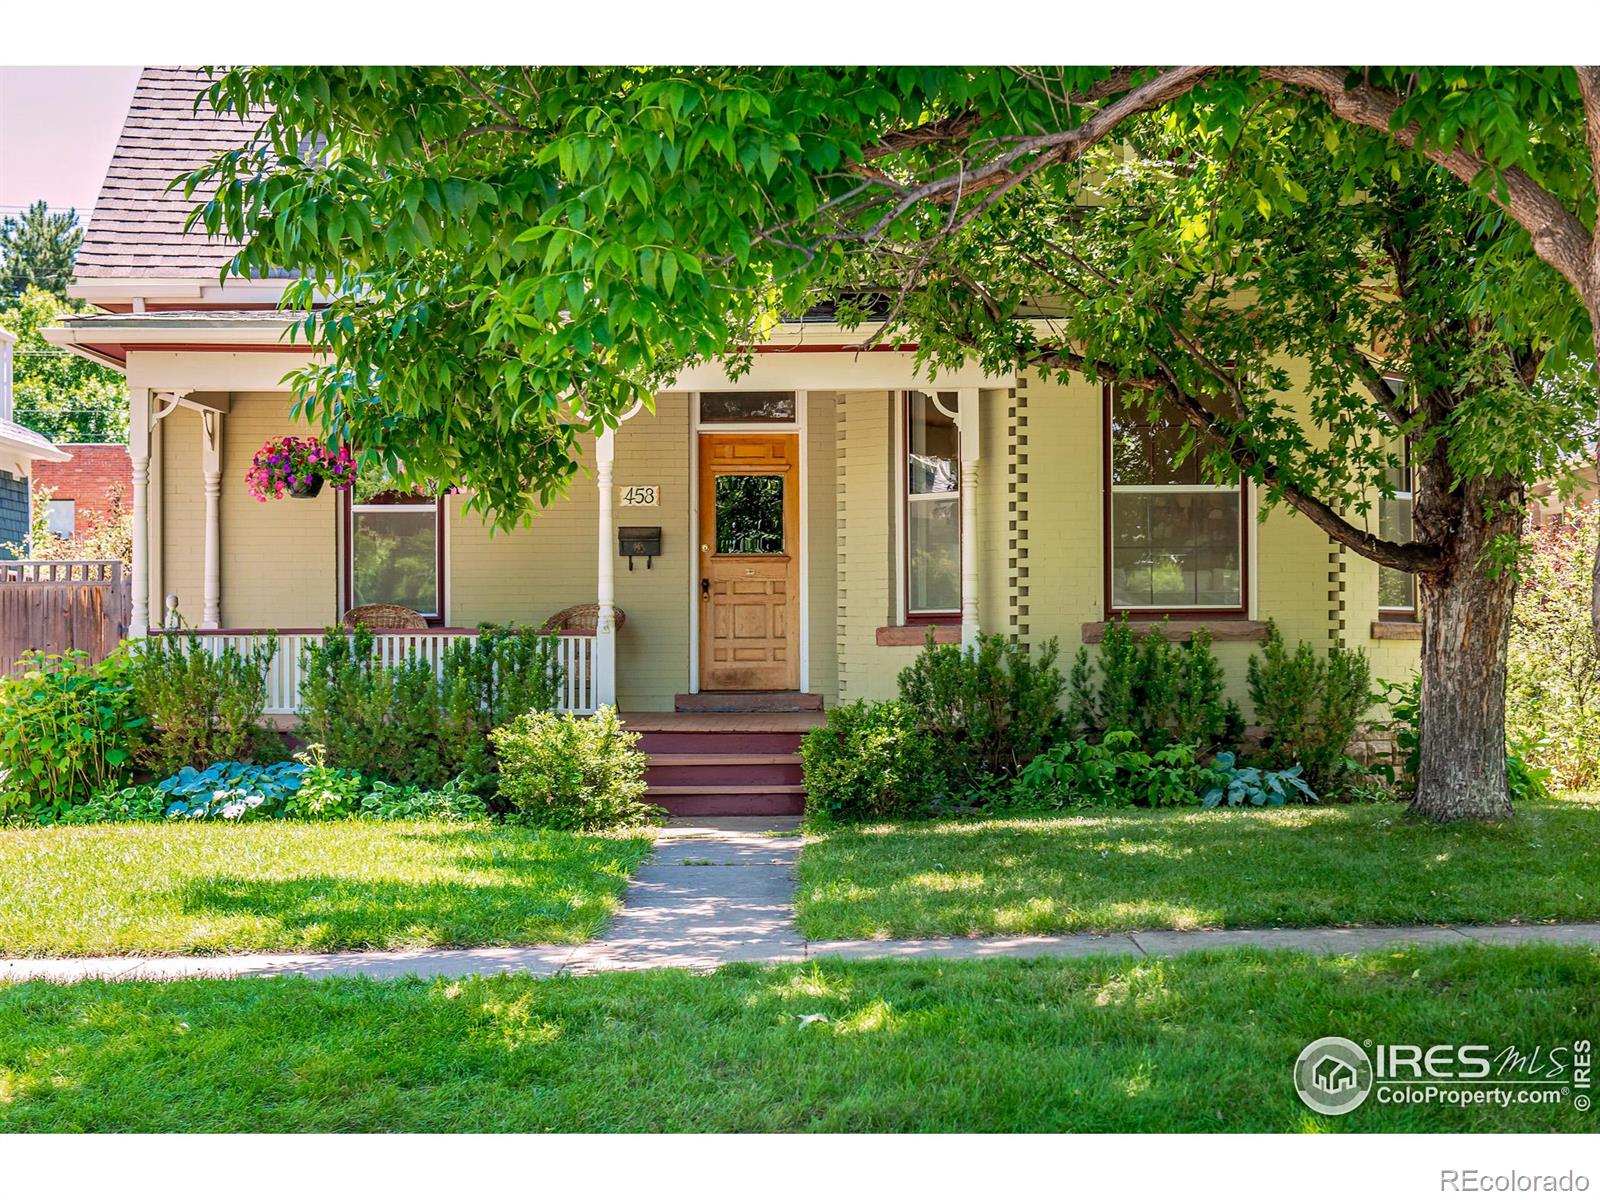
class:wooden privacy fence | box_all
[0,560,131,675]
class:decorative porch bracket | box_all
[932,388,982,649]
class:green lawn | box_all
[0,822,651,956]
[1,946,1593,1132]
[796,798,1600,940]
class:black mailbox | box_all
[619,526,661,570]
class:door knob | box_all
[700,578,710,599]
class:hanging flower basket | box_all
[246,437,357,502]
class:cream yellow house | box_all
[45,69,1423,812]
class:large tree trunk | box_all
[1411,478,1523,822]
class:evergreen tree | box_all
[0,201,82,299]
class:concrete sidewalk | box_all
[4,816,1599,983]
[7,920,1596,985]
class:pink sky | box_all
[0,67,141,220]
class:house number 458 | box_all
[620,485,659,507]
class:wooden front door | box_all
[698,433,800,691]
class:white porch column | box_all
[957,388,982,649]
[200,410,224,629]
[594,426,618,708]
[127,386,152,637]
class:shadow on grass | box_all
[1,944,1594,1132]
[0,822,654,957]
[797,801,1600,938]
[174,875,586,952]
[166,829,651,952]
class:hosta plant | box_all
[1201,752,1318,808]
[157,761,307,821]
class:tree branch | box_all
[1027,345,1446,573]
[1339,343,1414,427]
[850,66,1213,244]
[1263,66,1596,300]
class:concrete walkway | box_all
[4,817,1600,984]
[570,817,807,972]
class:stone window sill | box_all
[876,624,960,647]
[1080,619,1270,644]
[1371,619,1422,640]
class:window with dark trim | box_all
[903,390,961,619]
[699,391,797,424]
[342,487,445,621]
[1378,441,1416,618]
[1105,384,1247,616]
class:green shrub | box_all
[490,705,656,831]
[1201,752,1318,807]
[299,624,562,790]
[439,624,562,790]
[1507,501,1600,790]
[1246,621,1372,794]
[55,784,168,825]
[1506,744,1554,805]
[1374,674,1423,798]
[282,744,364,820]
[1009,730,1219,809]
[128,633,280,776]
[1382,670,1553,807]
[0,650,143,823]
[358,777,490,822]
[297,628,443,784]
[1066,618,1242,750]
[157,760,308,821]
[895,631,1064,787]
[801,700,943,823]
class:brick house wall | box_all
[0,469,28,557]
[31,445,132,528]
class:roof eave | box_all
[0,432,71,464]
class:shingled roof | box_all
[76,67,262,279]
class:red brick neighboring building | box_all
[31,444,131,537]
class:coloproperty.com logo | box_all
[1294,1036,1593,1116]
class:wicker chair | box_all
[540,603,627,634]
[342,604,429,630]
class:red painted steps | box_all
[624,711,821,816]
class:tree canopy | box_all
[0,204,126,443]
[1,286,125,443]
[186,66,1596,531]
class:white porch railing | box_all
[0,559,125,584]
[148,628,596,716]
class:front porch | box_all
[149,625,821,814]
[149,626,599,715]
[90,339,1016,717]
